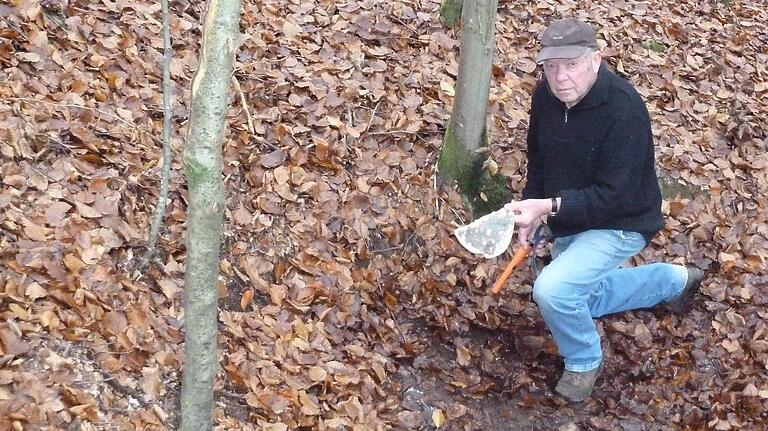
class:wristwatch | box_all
[549,197,559,217]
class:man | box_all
[504,17,704,403]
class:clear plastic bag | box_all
[453,207,514,258]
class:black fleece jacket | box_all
[522,65,665,242]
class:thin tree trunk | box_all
[437,0,498,190]
[180,0,240,428]
[452,0,497,153]
[147,0,174,255]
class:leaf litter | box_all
[1,0,767,430]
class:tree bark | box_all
[450,0,497,154]
[180,0,240,429]
[439,0,463,28]
[437,0,505,216]
[147,0,174,255]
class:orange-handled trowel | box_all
[490,245,531,294]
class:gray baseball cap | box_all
[536,18,598,63]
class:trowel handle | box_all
[491,246,531,295]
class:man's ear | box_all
[592,50,602,69]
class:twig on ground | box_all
[370,231,418,254]
[375,273,407,344]
[364,101,381,133]
[0,16,29,42]
[368,129,421,136]
[0,226,19,242]
[99,370,151,408]
[231,75,255,135]
[390,16,419,35]
[217,389,246,400]
[6,97,161,144]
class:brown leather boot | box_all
[555,364,602,403]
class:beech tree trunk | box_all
[180,0,240,429]
[437,0,506,216]
[438,0,497,183]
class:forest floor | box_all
[1,0,767,430]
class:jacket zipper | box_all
[564,107,569,123]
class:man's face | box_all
[542,50,601,107]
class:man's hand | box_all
[504,199,551,247]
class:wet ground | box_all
[389,318,667,431]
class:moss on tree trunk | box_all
[439,0,463,28]
[438,121,476,192]
[437,0,507,217]
[438,122,509,217]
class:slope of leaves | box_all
[1,0,766,430]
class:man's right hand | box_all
[504,199,550,247]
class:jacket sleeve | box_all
[555,109,653,226]
[521,85,544,200]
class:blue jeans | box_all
[532,229,688,372]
